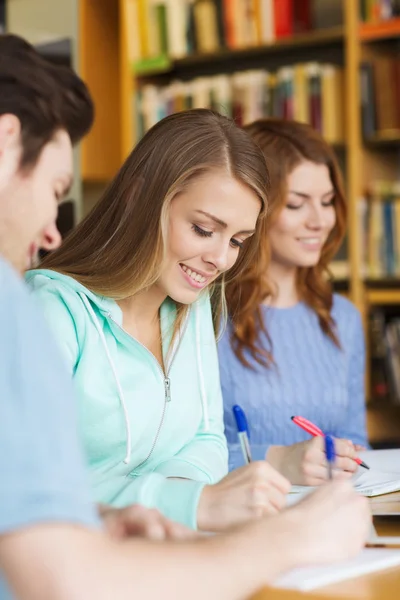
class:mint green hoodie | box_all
[26,270,228,529]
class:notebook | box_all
[273,548,400,591]
[288,449,400,502]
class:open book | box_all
[288,449,400,502]
[273,548,400,591]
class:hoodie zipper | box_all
[106,310,189,470]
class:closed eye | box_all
[231,238,244,250]
[192,224,213,238]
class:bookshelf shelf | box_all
[367,289,400,305]
[360,17,400,42]
[133,26,344,78]
[364,131,400,146]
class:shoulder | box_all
[26,269,88,320]
[0,257,30,307]
[26,269,79,303]
[332,294,362,326]
[25,270,90,345]
[332,294,364,344]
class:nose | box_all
[203,240,231,273]
[306,202,325,230]
[40,222,62,252]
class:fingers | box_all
[121,506,168,540]
[254,461,292,494]
[334,438,357,459]
[354,444,367,452]
[333,455,358,473]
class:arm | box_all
[335,308,370,448]
[1,481,371,600]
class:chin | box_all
[168,288,202,305]
[296,257,321,268]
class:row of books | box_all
[360,59,400,138]
[370,310,400,405]
[359,183,400,279]
[135,63,344,142]
[125,0,342,62]
[359,0,400,22]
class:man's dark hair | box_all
[0,34,94,168]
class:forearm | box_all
[1,523,297,600]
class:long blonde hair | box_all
[42,109,269,335]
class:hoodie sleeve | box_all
[149,295,229,524]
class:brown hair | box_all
[0,34,94,168]
[41,109,269,336]
[226,118,347,368]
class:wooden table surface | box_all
[250,493,400,600]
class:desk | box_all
[250,494,400,600]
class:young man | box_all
[0,34,371,600]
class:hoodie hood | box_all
[26,269,122,322]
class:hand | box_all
[197,461,291,532]
[266,437,358,486]
[98,504,198,541]
[285,480,371,566]
[354,444,367,452]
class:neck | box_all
[117,284,166,328]
[265,261,299,308]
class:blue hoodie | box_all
[26,270,228,529]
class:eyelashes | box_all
[286,199,335,210]
[192,224,212,238]
[191,224,243,249]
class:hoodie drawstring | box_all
[79,294,132,464]
[195,302,210,431]
[79,294,209,464]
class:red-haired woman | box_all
[219,119,369,486]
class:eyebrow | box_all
[195,210,256,235]
[288,189,335,200]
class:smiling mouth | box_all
[297,238,322,246]
[180,264,208,284]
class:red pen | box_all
[291,415,370,470]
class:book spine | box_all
[273,0,293,38]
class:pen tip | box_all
[360,461,370,470]
[290,416,295,421]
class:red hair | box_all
[225,119,347,368]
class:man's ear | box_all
[0,114,21,155]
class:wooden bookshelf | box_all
[134,25,344,77]
[360,16,400,41]
[364,131,400,147]
[367,289,400,306]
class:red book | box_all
[293,0,312,33]
[273,0,293,38]
[223,0,236,48]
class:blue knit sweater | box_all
[218,295,369,471]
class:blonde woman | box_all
[26,109,290,532]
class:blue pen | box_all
[233,404,252,464]
[325,434,335,480]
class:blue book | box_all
[383,201,395,276]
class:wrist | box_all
[197,484,214,531]
[266,445,286,472]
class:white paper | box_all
[273,549,400,591]
[288,449,400,501]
